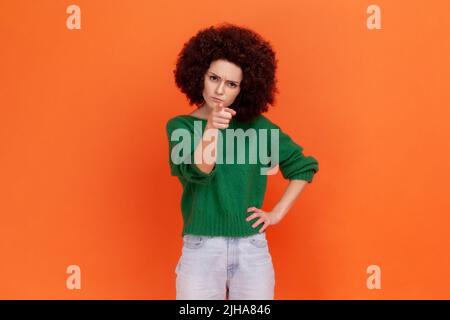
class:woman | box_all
[166,23,319,300]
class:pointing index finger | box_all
[224,107,237,116]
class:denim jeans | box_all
[175,232,275,300]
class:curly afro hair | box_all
[173,22,279,122]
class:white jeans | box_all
[175,232,275,300]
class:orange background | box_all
[1,0,449,299]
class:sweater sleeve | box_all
[270,123,319,183]
[166,118,216,185]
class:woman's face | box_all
[202,59,243,110]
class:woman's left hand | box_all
[245,207,282,233]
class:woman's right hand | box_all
[207,102,237,129]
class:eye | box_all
[209,75,217,81]
[228,82,238,88]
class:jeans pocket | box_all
[183,234,209,249]
[249,233,268,248]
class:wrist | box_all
[205,119,216,130]
[271,208,285,221]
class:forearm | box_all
[193,121,218,174]
[271,179,308,220]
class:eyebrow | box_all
[208,72,241,84]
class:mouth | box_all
[211,97,223,102]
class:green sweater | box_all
[166,114,319,237]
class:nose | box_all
[215,80,225,95]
